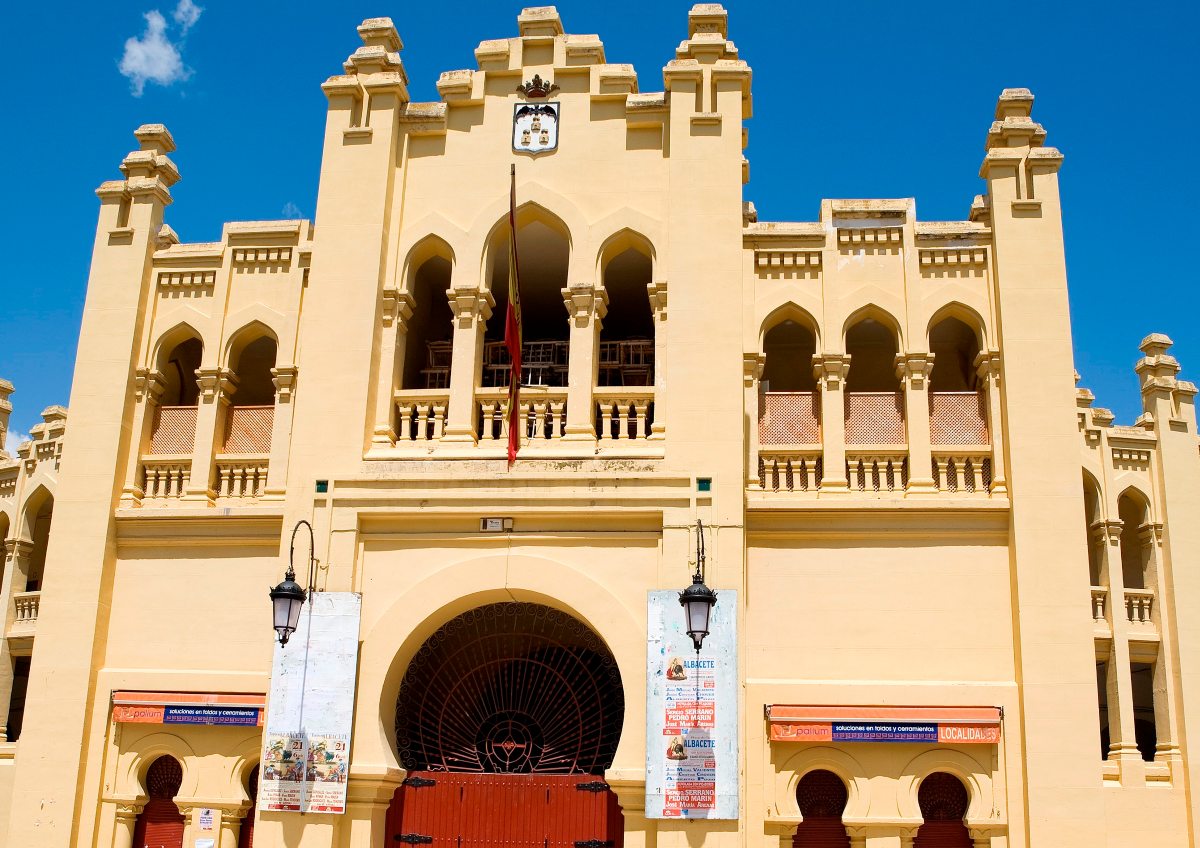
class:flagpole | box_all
[505,164,523,466]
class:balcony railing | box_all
[215,456,269,499]
[478,387,568,443]
[932,451,992,494]
[223,405,274,454]
[846,452,907,493]
[1091,586,1108,622]
[595,388,655,441]
[930,392,989,445]
[9,591,40,637]
[148,405,197,454]
[759,450,822,492]
[845,392,905,444]
[1125,588,1155,625]
[759,392,819,444]
[396,391,449,442]
[142,457,190,500]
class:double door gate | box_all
[386,772,624,848]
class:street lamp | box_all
[270,520,318,646]
[679,519,717,652]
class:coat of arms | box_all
[513,102,559,155]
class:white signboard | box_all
[645,590,738,819]
[260,592,361,814]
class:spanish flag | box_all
[505,165,523,465]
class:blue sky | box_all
[1,1,1195,441]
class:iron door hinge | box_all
[575,781,609,792]
[395,834,434,844]
[402,775,437,788]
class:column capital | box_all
[448,287,495,327]
[134,367,167,402]
[4,538,35,560]
[196,367,237,404]
[103,794,147,819]
[743,353,766,388]
[647,280,668,317]
[271,366,298,402]
[895,352,934,389]
[381,288,416,329]
[1138,521,1164,547]
[1092,518,1124,546]
[344,765,405,809]
[813,354,850,390]
[561,283,608,327]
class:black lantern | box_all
[270,520,318,647]
[679,519,717,652]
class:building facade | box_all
[2,5,1200,846]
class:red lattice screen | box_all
[929,392,989,445]
[222,406,274,454]
[760,392,820,444]
[844,393,905,444]
[148,406,197,454]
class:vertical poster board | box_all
[260,592,361,814]
[645,590,738,819]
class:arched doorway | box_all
[133,756,185,848]
[913,772,971,848]
[792,769,850,847]
[387,602,624,847]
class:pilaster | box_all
[341,768,404,848]
[974,351,1007,496]
[106,797,145,848]
[562,283,607,440]
[648,280,667,439]
[265,366,298,496]
[441,288,494,443]
[0,538,34,741]
[814,354,850,492]
[371,291,415,447]
[185,367,237,502]
[744,352,765,488]
[897,353,935,494]
[119,367,165,507]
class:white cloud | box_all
[118,1,202,97]
[174,0,202,34]
[3,430,30,459]
[281,202,303,219]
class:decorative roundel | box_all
[396,603,624,775]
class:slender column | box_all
[1098,519,1141,770]
[217,805,251,848]
[744,353,765,488]
[185,367,236,501]
[1141,522,1182,765]
[897,353,935,494]
[370,290,415,447]
[441,288,493,443]
[110,800,144,848]
[814,354,850,492]
[975,351,1007,495]
[562,283,607,441]
[0,539,33,740]
[118,368,165,507]
[264,366,298,496]
[647,280,667,439]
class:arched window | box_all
[914,772,971,848]
[149,336,203,456]
[23,491,52,593]
[598,240,654,388]
[403,256,454,391]
[1083,474,1104,586]
[223,333,278,456]
[133,756,185,848]
[1117,492,1150,591]
[845,317,903,444]
[793,769,849,848]
[928,317,988,448]
[238,764,259,848]
[760,318,819,447]
[482,210,570,389]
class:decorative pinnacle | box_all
[358,17,402,51]
[1139,333,1174,357]
[518,7,564,37]
[995,88,1034,120]
[134,124,175,155]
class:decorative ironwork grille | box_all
[929,392,988,445]
[844,393,904,444]
[148,406,197,454]
[918,772,969,819]
[222,405,274,454]
[760,392,820,444]
[396,603,624,775]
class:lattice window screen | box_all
[148,406,198,454]
[844,393,905,444]
[929,392,989,445]
[759,392,820,443]
[222,406,274,454]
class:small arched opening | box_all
[914,772,971,848]
[133,756,185,848]
[1083,474,1104,586]
[149,335,203,456]
[844,317,903,442]
[792,769,850,848]
[22,490,52,593]
[761,318,819,446]
[598,240,654,388]
[225,335,278,447]
[402,249,454,392]
[928,318,988,447]
[1117,491,1150,591]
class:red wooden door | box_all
[793,817,851,848]
[386,772,623,848]
[912,821,972,848]
[134,757,185,848]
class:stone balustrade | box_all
[395,391,449,442]
[141,458,190,500]
[9,590,40,637]
[594,388,654,441]
[846,453,908,494]
[477,387,569,443]
[1124,588,1155,626]
[1090,586,1108,622]
[215,457,269,499]
[932,451,992,494]
[758,450,822,492]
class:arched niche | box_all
[401,237,455,391]
[154,326,204,407]
[928,316,982,392]
[762,306,819,393]
[1117,488,1152,590]
[598,230,654,387]
[843,311,901,392]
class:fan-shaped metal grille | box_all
[146,756,183,799]
[396,603,624,775]
[918,772,968,820]
[797,769,848,817]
